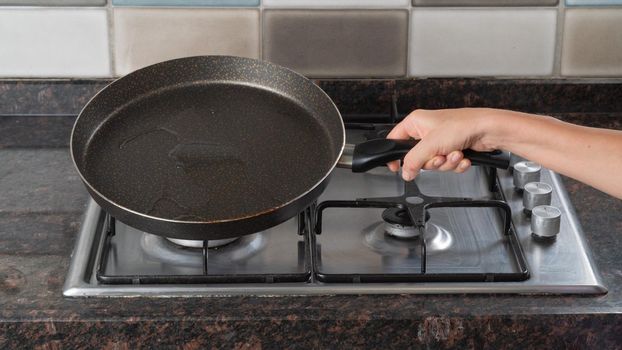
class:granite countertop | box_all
[0,80,621,348]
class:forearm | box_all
[482,109,622,199]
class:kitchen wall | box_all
[0,0,621,79]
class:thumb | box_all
[386,115,422,172]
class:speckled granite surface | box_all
[0,80,109,115]
[3,79,622,116]
[0,80,621,348]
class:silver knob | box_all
[509,153,526,174]
[523,182,552,213]
[531,205,561,239]
[513,161,541,190]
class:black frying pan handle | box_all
[351,139,509,173]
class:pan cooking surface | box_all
[83,83,336,222]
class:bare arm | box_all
[386,108,622,199]
[487,110,622,198]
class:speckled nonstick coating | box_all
[71,56,345,240]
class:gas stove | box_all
[64,122,606,297]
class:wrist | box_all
[477,108,520,151]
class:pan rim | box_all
[70,55,345,225]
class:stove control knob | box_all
[513,161,541,190]
[509,153,526,174]
[523,182,552,214]
[531,205,561,239]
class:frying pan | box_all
[71,56,508,240]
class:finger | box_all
[401,139,436,181]
[387,160,400,172]
[438,150,464,172]
[423,155,446,170]
[454,158,471,174]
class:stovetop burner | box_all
[149,235,264,266]
[381,207,419,239]
[166,237,239,248]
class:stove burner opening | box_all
[166,237,238,248]
[382,207,419,239]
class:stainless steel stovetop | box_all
[64,128,606,297]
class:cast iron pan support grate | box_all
[96,213,312,285]
[313,167,530,283]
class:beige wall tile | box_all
[114,8,259,76]
[0,0,105,4]
[414,0,558,5]
[0,9,110,77]
[264,0,409,7]
[263,10,408,78]
[409,9,557,77]
[561,9,622,76]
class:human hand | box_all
[386,108,497,181]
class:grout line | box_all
[405,1,412,78]
[552,0,566,78]
[259,0,263,60]
[106,0,116,77]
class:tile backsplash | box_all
[414,0,559,5]
[112,0,259,6]
[0,1,621,78]
[410,9,557,76]
[561,9,622,76]
[263,0,410,7]
[263,10,408,77]
[0,0,105,5]
[0,9,110,77]
[114,8,259,75]
[566,0,622,5]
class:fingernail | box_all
[433,158,443,167]
[402,170,415,182]
[459,161,468,169]
[450,152,461,162]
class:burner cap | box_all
[166,237,238,249]
[382,207,413,226]
[381,208,419,239]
